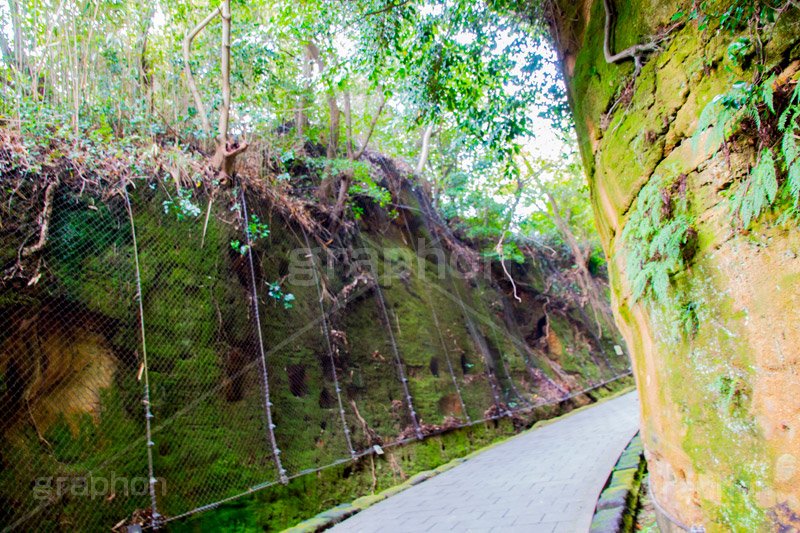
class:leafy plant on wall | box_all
[691,6,800,229]
[621,0,799,311]
[620,172,697,305]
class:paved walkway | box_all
[331,391,640,533]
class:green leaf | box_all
[783,122,799,164]
[783,130,800,206]
[732,150,777,228]
[652,266,671,304]
[762,75,776,114]
[759,150,778,204]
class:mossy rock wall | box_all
[0,172,628,531]
[550,0,800,529]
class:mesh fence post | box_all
[123,186,162,530]
[354,226,423,441]
[411,196,505,418]
[398,213,471,426]
[301,228,356,460]
[240,189,287,484]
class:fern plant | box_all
[693,80,759,155]
[620,173,697,304]
[730,149,778,227]
[693,48,800,228]
[780,85,800,210]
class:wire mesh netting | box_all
[390,216,496,426]
[0,177,631,531]
[126,185,283,521]
[242,198,353,480]
[0,181,149,530]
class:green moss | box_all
[0,172,627,530]
[174,381,635,532]
[172,417,521,532]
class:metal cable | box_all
[431,302,472,424]
[414,207,506,416]
[538,254,618,378]
[473,277,580,404]
[151,368,632,529]
[301,227,356,459]
[0,177,633,530]
[240,189,287,484]
[397,213,472,425]
[413,188,608,401]
[123,186,162,530]
[469,280,533,409]
[410,189,511,416]
[374,265,424,440]
[353,225,424,440]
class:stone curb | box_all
[589,431,646,533]
[282,385,636,533]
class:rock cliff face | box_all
[550,0,800,529]
[0,147,628,530]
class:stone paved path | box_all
[330,391,640,533]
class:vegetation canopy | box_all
[0,0,599,267]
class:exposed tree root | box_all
[369,454,377,494]
[602,0,681,79]
[21,176,59,258]
[349,398,383,447]
[387,451,406,483]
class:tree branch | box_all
[353,93,387,161]
[208,0,245,174]
[8,0,28,73]
[79,1,100,95]
[358,0,413,20]
[495,234,522,303]
[183,3,222,139]
[344,91,354,159]
[140,7,155,114]
[494,173,527,303]
[329,90,387,230]
[305,43,340,163]
[217,0,231,148]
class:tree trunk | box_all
[414,123,434,175]
[183,4,220,141]
[327,94,340,162]
[329,92,386,227]
[548,0,800,528]
[546,192,614,336]
[210,0,232,170]
[8,0,26,75]
[308,42,342,202]
[140,8,155,117]
[295,43,314,141]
